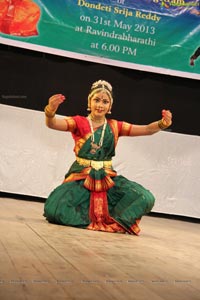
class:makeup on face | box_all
[90,92,111,116]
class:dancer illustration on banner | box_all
[190,47,200,66]
[0,0,41,36]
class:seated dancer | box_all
[44,80,172,235]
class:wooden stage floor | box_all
[0,197,199,300]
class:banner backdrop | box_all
[0,0,200,79]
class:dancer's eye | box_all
[103,100,109,105]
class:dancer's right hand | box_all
[48,94,66,111]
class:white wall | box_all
[1,104,200,218]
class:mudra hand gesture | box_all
[44,94,66,119]
[48,94,66,112]
[157,109,172,130]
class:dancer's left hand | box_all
[162,109,172,127]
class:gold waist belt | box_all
[76,156,112,171]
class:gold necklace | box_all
[88,115,107,154]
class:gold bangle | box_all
[44,105,56,118]
[158,119,169,130]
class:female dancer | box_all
[44,80,172,235]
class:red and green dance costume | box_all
[44,116,155,235]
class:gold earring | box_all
[107,105,112,114]
[87,107,91,111]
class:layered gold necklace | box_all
[88,115,107,154]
